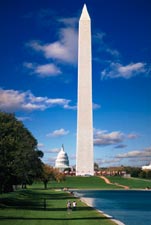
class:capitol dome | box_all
[55,145,69,170]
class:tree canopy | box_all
[0,111,43,193]
[41,164,65,189]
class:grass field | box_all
[35,177,120,189]
[107,176,151,189]
[0,185,116,225]
[30,176,120,190]
[30,176,151,190]
[1,176,150,225]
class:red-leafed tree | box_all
[41,164,65,189]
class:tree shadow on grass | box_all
[0,190,114,222]
[0,189,76,210]
[0,201,95,211]
[0,216,112,221]
[15,189,73,200]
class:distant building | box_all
[55,145,69,171]
[142,163,151,170]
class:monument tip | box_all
[83,4,87,10]
[80,4,90,20]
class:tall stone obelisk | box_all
[76,4,94,176]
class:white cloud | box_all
[58,17,78,27]
[44,42,68,60]
[97,158,121,165]
[93,31,149,80]
[35,63,61,77]
[96,147,151,167]
[114,144,127,149]
[94,129,125,146]
[127,133,139,139]
[46,128,69,138]
[101,62,146,79]
[63,104,77,110]
[17,116,31,121]
[0,88,75,112]
[116,147,151,159]
[93,103,101,110]
[49,148,60,153]
[37,143,45,148]
[93,32,106,43]
[46,157,56,165]
[106,48,120,57]
[25,16,78,80]
[0,89,27,112]
[27,26,78,64]
[24,62,61,77]
[60,102,100,110]
[24,62,33,69]
[44,148,60,153]
[93,31,120,63]
[93,129,139,147]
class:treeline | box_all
[125,167,151,179]
[99,166,151,179]
[0,112,64,193]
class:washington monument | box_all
[76,4,94,176]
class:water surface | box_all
[75,190,151,225]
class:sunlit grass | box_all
[0,188,116,225]
[107,176,151,189]
[30,176,120,190]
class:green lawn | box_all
[107,176,151,189]
[0,188,116,225]
[30,176,120,190]
[1,176,150,225]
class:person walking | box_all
[72,200,77,210]
[67,200,72,214]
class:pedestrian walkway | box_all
[100,176,129,189]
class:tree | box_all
[0,112,43,193]
[139,170,151,179]
[41,164,55,189]
[94,162,99,171]
[53,168,65,183]
[41,165,65,189]
[146,170,151,179]
[139,170,147,179]
[125,167,142,177]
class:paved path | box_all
[100,176,129,189]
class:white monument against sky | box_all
[76,4,94,176]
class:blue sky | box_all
[0,0,151,168]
